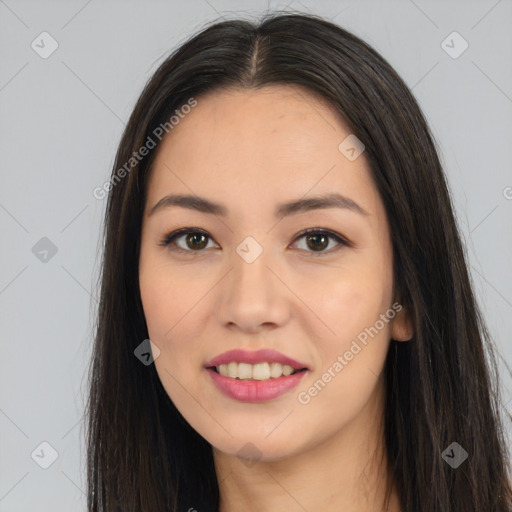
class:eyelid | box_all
[158,227,352,255]
[292,227,352,250]
[158,227,217,252]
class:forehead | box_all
[146,85,379,217]
[159,84,350,154]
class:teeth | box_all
[227,361,238,378]
[282,365,293,376]
[253,362,270,380]
[215,362,299,380]
[238,363,253,379]
[269,362,282,378]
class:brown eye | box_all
[292,229,350,255]
[159,228,218,253]
[185,232,208,250]
[305,233,329,251]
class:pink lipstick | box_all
[204,349,309,403]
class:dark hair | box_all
[86,11,512,512]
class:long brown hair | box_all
[86,11,512,511]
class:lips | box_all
[204,348,309,402]
[207,368,308,402]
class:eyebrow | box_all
[147,192,369,218]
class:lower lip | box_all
[206,368,308,402]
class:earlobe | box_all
[391,306,414,342]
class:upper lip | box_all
[205,349,309,370]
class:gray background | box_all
[1,0,511,510]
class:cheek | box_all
[312,263,393,340]
[139,269,173,340]
[306,264,393,396]
[139,261,215,395]
[140,268,201,397]
[139,259,201,341]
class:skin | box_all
[139,85,414,512]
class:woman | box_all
[86,11,512,512]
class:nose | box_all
[214,244,291,333]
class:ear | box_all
[391,304,414,342]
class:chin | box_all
[209,430,309,464]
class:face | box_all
[138,85,412,462]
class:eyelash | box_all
[158,227,352,256]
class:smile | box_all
[204,348,309,402]
[211,361,305,380]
